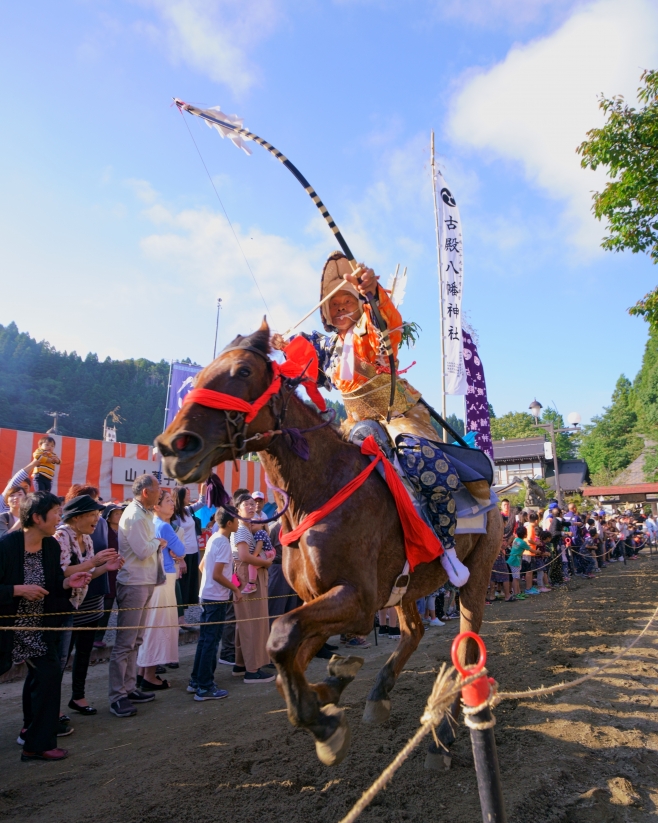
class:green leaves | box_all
[578,375,643,484]
[577,69,658,263]
[0,322,170,444]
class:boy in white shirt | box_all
[189,511,241,701]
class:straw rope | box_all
[338,555,658,823]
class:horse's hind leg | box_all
[267,584,370,766]
[363,597,424,724]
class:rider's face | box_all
[329,292,361,332]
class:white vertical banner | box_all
[435,168,467,395]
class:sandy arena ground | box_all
[1,555,657,823]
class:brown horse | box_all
[156,321,502,767]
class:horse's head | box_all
[156,318,279,483]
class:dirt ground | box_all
[1,556,658,823]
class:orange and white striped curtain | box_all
[0,428,274,503]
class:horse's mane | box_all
[224,323,349,444]
[223,325,271,357]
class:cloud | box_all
[435,0,583,29]
[134,0,281,95]
[139,200,328,342]
[447,0,658,253]
[125,178,159,203]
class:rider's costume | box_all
[289,251,491,586]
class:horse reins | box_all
[182,344,332,463]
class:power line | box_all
[178,109,272,316]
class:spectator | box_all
[189,510,242,700]
[490,544,513,602]
[0,492,91,762]
[378,607,401,638]
[523,512,540,595]
[0,462,37,515]
[242,526,275,595]
[31,436,61,494]
[267,522,302,622]
[534,530,553,592]
[508,525,527,600]
[108,474,166,718]
[55,495,123,716]
[213,487,254,666]
[136,489,186,690]
[172,486,203,630]
[252,491,267,521]
[95,504,124,648]
[0,486,26,537]
[231,494,275,683]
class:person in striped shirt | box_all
[32,437,61,493]
[0,461,38,515]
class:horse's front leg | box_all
[267,584,370,766]
[362,597,424,724]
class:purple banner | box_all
[462,331,493,459]
[165,362,202,429]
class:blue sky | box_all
[1,0,657,427]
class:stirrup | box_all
[384,561,410,607]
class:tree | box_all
[540,408,578,459]
[577,69,658,324]
[578,376,643,484]
[446,413,464,438]
[489,411,537,441]
[577,69,658,261]
[0,322,170,444]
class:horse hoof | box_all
[314,705,351,766]
[327,654,364,680]
[424,750,451,771]
[362,699,391,725]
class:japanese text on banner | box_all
[435,169,467,395]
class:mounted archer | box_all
[272,251,490,589]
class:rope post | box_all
[452,632,507,823]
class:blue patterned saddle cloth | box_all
[348,421,497,535]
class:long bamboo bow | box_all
[174,99,397,422]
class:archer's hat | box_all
[320,251,362,332]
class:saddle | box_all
[348,420,495,520]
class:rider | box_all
[272,251,474,587]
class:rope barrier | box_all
[0,592,297,620]
[0,614,274,631]
[338,554,658,823]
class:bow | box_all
[174,98,397,422]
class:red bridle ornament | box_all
[183,336,326,422]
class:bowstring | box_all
[178,109,272,317]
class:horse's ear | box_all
[259,316,270,333]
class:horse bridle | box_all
[185,344,311,462]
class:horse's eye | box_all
[238,367,251,378]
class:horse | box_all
[156,320,502,767]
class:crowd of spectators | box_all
[487,498,653,603]
[0,453,654,763]
[0,459,328,762]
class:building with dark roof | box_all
[492,436,589,494]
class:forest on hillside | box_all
[0,323,171,444]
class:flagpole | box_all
[431,131,448,440]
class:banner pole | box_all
[431,131,448,441]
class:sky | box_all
[2,0,658,427]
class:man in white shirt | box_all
[252,490,267,521]
[189,510,241,701]
[108,474,165,718]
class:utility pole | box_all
[529,400,581,509]
[213,297,223,360]
[44,411,68,435]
